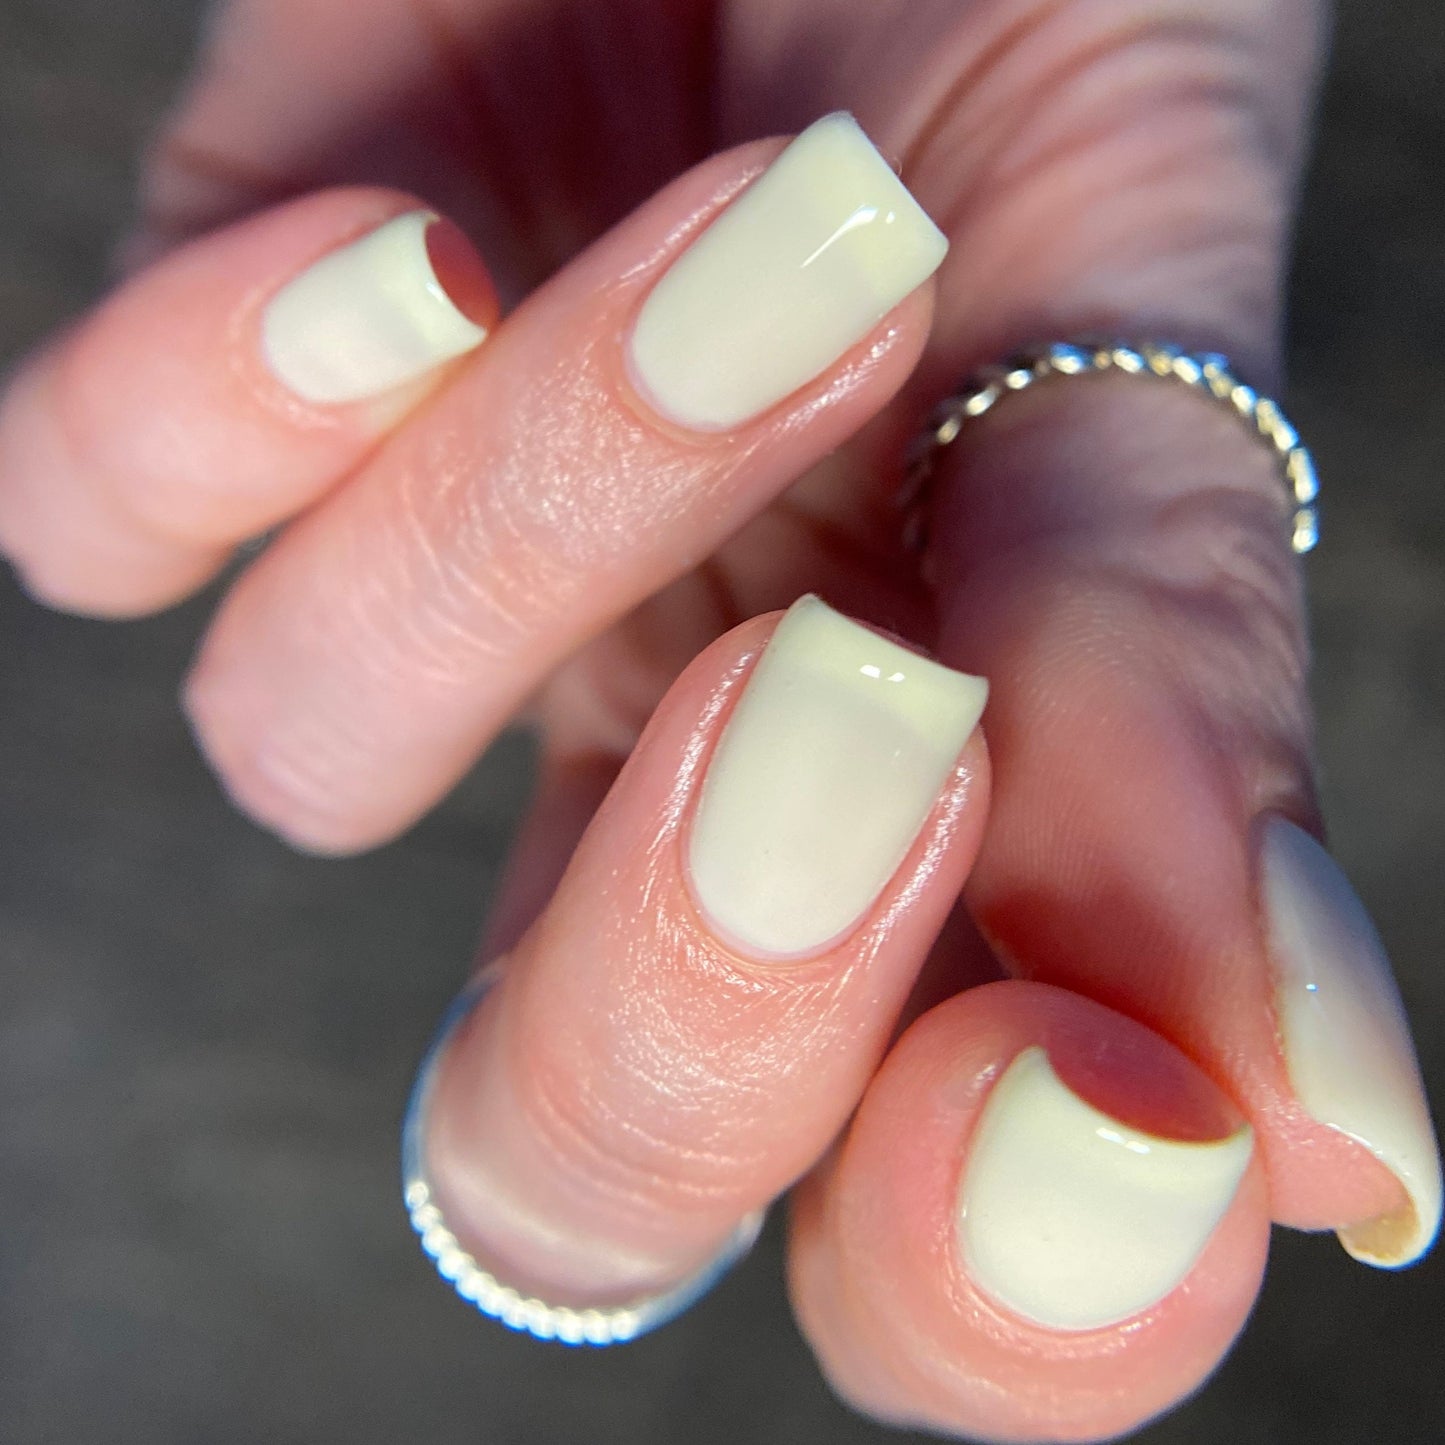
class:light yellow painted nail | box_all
[629,113,948,430]
[1261,816,1442,1267]
[688,595,986,959]
[957,1048,1254,1332]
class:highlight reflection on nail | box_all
[956,1047,1253,1332]
[1261,815,1443,1267]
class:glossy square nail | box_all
[688,596,986,958]
[629,114,948,431]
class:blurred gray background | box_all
[1,2,1442,1442]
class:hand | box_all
[2,1,1438,1439]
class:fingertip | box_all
[7,552,224,621]
[789,981,1270,1442]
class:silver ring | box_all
[402,972,766,1346]
[901,340,1319,556]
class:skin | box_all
[0,0,1419,1438]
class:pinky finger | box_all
[789,981,1269,1443]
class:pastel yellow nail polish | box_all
[688,596,986,959]
[957,1048,1253,1332]
[262,211,489,404]
[629,113,948,431]
[1261,816,1443,1266]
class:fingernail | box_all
[688,595,986,958]
[956,1047,1253,1332]
[1261,815,1443,1266]
[628,113,948,431]
[262,211,492,404]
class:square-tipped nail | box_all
[688,596,986,958]
[1261,816,1442,1266]
[262,211,492,404]
[957,1048,1253,1331]
[628,113,948,431]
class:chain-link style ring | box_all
[402,973,766,1346]
[900,341,1319,556]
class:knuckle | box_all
[906,2,1317,349]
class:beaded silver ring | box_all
[901,341,1319,556]
[402,972,767,1346]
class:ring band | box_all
[902,341,1320,555]
[401,972,766,1346]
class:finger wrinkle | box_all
[904,1,1309,203]
[390,469,534,680]
[518,1023,764,1217]
[901,2,1313,383]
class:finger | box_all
[408,598,989,1313]
[0,192,498,615]
[128,0,706,283]
[789,980,1269,1443]
[925,366,1441,1268]
[825,3,1440,1263]
[185,115,948,851]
